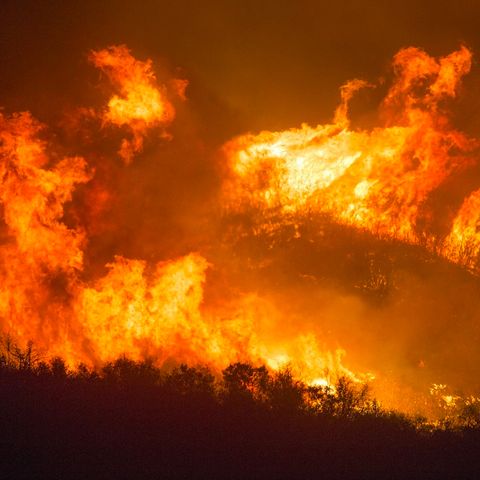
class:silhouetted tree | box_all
[323,376,371,418]
[459,401,480,428]
[101,356,160,388]
[50,356,69,378]
[76,362,100,382]
[266,367,305,412]
[0,335,42,370]
[222,362,270,403]
[164,364,215,397]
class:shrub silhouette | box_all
[323,376,372,417]
[222,362,270,403]
[101,356,161,388]
[49,356,69,378]
[266,366,305,412]
[164,363,215,397]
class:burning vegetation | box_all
[2,43,480,424]
[223,46,478,263]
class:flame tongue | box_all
[89,45,181,163]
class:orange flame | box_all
[0,112,90,356]
[444,189,480,269]
[0,96,357,387]
[224,46,480,266]
[89,45,183,163]
[15,44,480,408]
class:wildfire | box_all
[5,43,480,411]
[223,46,480,269]
[0,109,351,386]
[0,46,360,389]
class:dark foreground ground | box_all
[0,354,479,480]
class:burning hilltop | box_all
[2,44,480,413]
[223,46,480,270]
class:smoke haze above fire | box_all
[2,1,480,414]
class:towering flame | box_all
[0,112,89,271]
[0,112,90,359]
[223,46,480,267]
